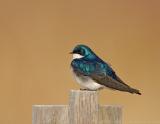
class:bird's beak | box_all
[69,52,73,54]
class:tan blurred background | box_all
[0,0,160,124]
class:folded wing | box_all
[71,59,141,95]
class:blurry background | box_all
[0,0,160,124]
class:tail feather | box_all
[128,87,141,95]
[115,75,141,95]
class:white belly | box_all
[72,69,104,90]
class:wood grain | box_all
[69,90,99,124]
[32,90,122,124]
[99,105,122,124]
[32,105,68,124]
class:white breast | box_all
[71,68,104,90]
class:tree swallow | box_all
[70,44,141,95]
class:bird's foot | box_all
[80,88,88,91]
[80,88,97,91]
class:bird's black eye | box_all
[73,49,82,55]
[77,49,83,55]
[72,47,86,56]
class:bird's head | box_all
[70,44,96,59]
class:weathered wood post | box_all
[69,90,99,124]
[32,90,122,124]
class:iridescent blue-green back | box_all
[71,56,117,80]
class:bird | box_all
[70,44,141,95]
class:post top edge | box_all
[32,105,68,107]
[70,89,98,93]
[101,105,123,108]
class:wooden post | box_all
[69,90,99,124]
[32,105,68,124]
[32,90,122,124]
[99,105,122,124]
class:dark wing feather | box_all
[71,59,141,95]
[90,72,139,94]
